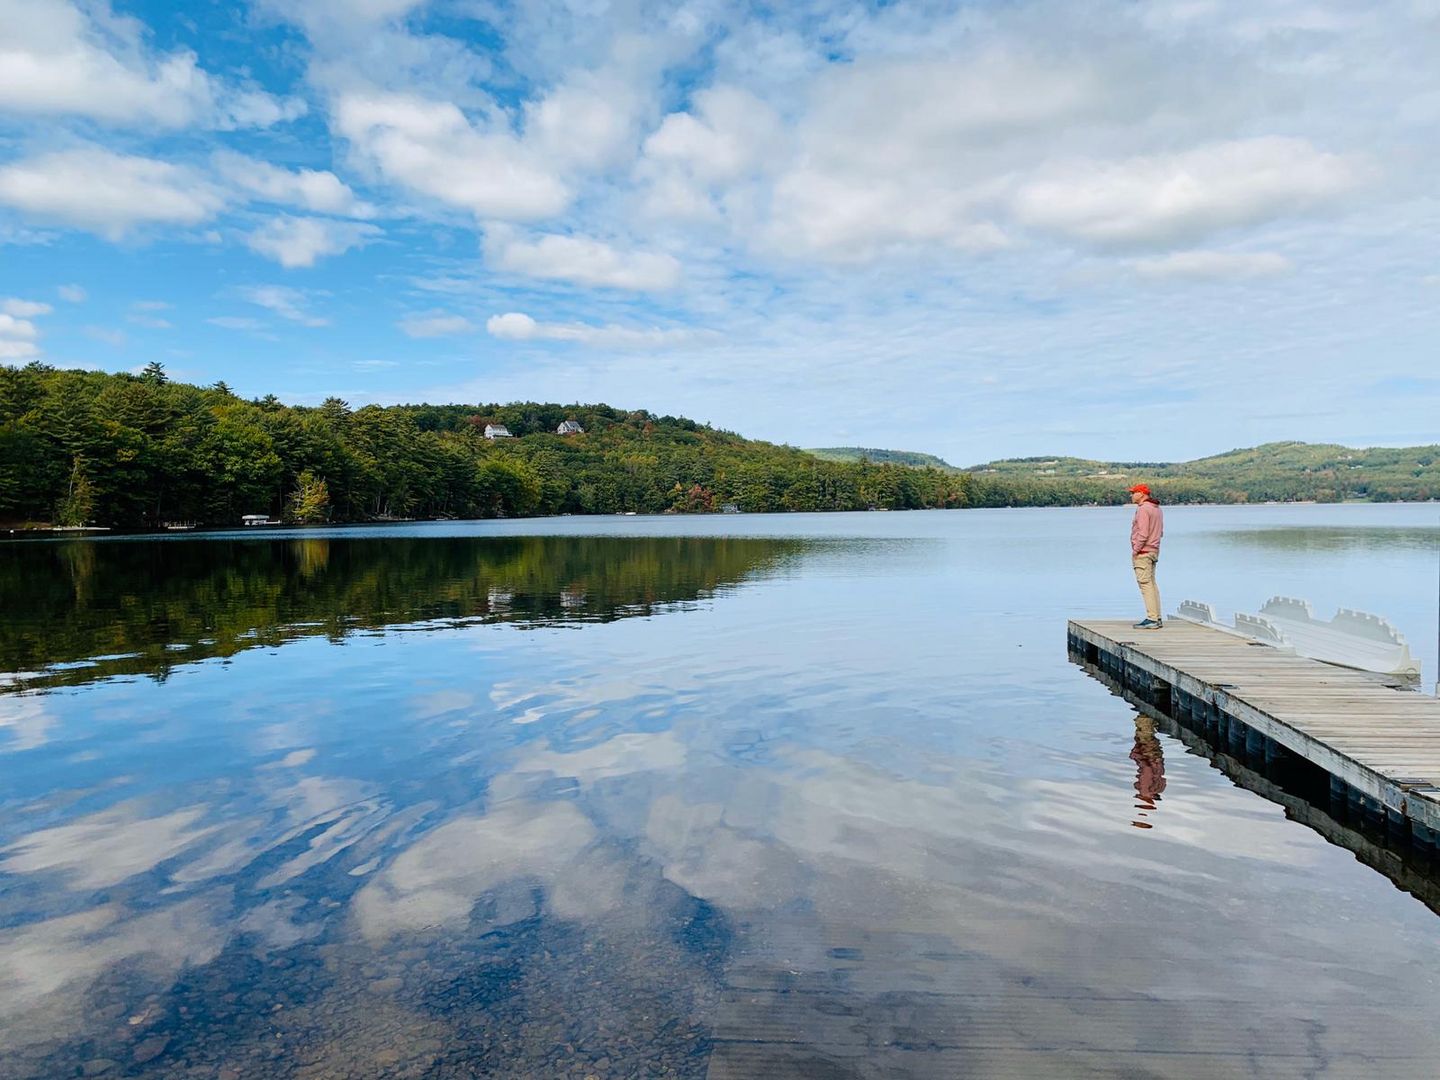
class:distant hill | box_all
[807,447,956,470]
[966,441,1440,504]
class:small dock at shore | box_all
[1068,619,1440,845]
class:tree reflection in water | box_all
[0,535,813,695]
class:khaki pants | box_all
[1132,553,1160,621]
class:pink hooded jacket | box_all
[1131,500,1163,557]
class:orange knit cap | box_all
[1127,483,1151,495]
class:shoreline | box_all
[5,497,1438,541]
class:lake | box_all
[3,504,1439,1078]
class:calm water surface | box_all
[3,505,1440,1078]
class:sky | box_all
[1,0,1438,464]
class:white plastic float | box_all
[1174,596,1420,678]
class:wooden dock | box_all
[1068,619,1440,840]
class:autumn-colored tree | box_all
[287,470,331,524]
[55,456,96,526]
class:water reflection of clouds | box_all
[255,782,389,891]
[0,768,394,1045]
[0,892,231,1037]
[430,631,1340,974]
[503,734,1440,1080]
[1022,771,1318,873]
[1,802,215,889]
[0,696,53,752]
[500,731,689,793]
[353,801,599,940]
[462,711,1435,1000]
[262,747,317,769]
[409,689,476,721]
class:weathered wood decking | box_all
[1068,619,1440,838]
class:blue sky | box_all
[1,0,1438,464]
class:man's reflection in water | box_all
[1130,714,1167,828]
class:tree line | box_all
[0,362,972,528]
[967,440,1440,505]
[6,363,1429,530]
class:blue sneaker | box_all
[1132,618,1163,629]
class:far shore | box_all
[6,498,1438,540]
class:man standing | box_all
[1129,483,1164,629]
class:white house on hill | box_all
[483,424,513,439]
[557,420,584,435]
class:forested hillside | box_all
[966,441,1440,504]
[5,363,1434,530]
[0,363,969,528]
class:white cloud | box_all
[208,316,265,331]
[398,313,474,338]
[754,48,1119,259]
[224,91,307,128]
[0,341,40,360]
[1010,137,1363,250]
[126,299,173,328]
[213,151,373,217]
[488,231,681,291]
[525,70,648,173]
[0,315,38,340]
[334,92,569,219]
[57,284,86,303]
[0,148,226,238]
[0,312,41,359]
[768,167,1010,261]
[643,86,783,186]
[1134,250,1295,280]
[485,312,705,349]
[246,215,382,268]
[238,285,328,326]
[634,24,1382,266]
[0,0,302,128]
[83,326,126,347]
[638,86,786,225]
[799,49,1115,179]
[2,298,52,317]
[261,0,424,36]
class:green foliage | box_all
[0,364,971,527]
[806,447,957,469]
[965,440,1440,505]
[4,363,1433,524]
